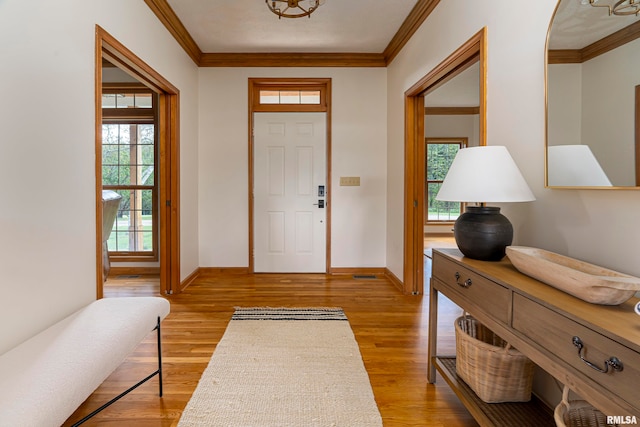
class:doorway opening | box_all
[248,78,332,273]
[403,28,487,295]
[95,26,180,298]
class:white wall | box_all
[582,39,640,186]
[0,0,199,354]
[425,115,480,147]
[198,68,387,269]
[548,63,582,147]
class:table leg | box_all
[427,279,439,383]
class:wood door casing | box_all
[248,78,332,273]
[403,28,487,295]
[96,26,180,296]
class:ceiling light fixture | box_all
[265,0,323,19]
[582,0,640,16]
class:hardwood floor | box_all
[63,268,477,426]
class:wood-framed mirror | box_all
[546,0,640,188]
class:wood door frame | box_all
[95,25,180,297]
[248,78,332,273]
[403,28,487,295]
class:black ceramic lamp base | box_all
[453,206,513,261]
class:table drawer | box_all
[432,253,510,324]
[513,293,640,413]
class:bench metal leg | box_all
[71,316,164,426]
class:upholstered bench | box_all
[0,296,170,427]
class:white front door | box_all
[253,112,327,273]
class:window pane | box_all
[141,231,154,251]
[140,189,153,214]
[259,89,321,105]
[101,125,153,186]
[259,90,280,104]
[300,91,320,104]
[140,145,155,165]
[102,125,119,144]
[118,144,131,166]
[280,91,300,104]
[120,165,132,185]
[138,124,154,144]
[427,143,459,180]
[111,230,135,252]
[102,94,116,108]
[109,189,153,252]
[426,141,463,223]
[116,93,135,108]
[142,166,155,185]
[135,93,152,108]
[427,183,461,221]
[102,145,118,166]
[102,166,119,186]
[116,125,130,144]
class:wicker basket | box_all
[455,314,534,403]
[554,385,614,427]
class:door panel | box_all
[254,112,326,272]
[268,211,285,253]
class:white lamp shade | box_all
[547,145,612,186]
[436,146,535,203]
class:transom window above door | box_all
[259,90,321,105]
[102,93,152,109]
[250,79,329,113]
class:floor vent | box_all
[116,275,141,279]
[353,274,377,279]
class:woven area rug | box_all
[177,307,383,427]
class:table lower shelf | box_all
[434,356,555,427]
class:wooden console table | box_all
[428,248,640,426]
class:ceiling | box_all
[549,0,640,49]
[167,0,419,53]
[145,0,440,66]
[425,62,479,108]
[148,0,640,64]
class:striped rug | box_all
[231,307,348,321]
[178,307,382,427]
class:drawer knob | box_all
[454,272,473,288]
[572,336,624,373]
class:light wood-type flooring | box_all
[64,251,477,426]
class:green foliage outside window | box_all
[102,124,155,214]
[426,142,462,222]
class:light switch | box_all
[340,176,360,186]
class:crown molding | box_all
[199,52,386,67]
[549,19,640,64]
[383,0,441,64]
[143,0,202,64]
[144,0,440,67]
[547,49,582,64]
